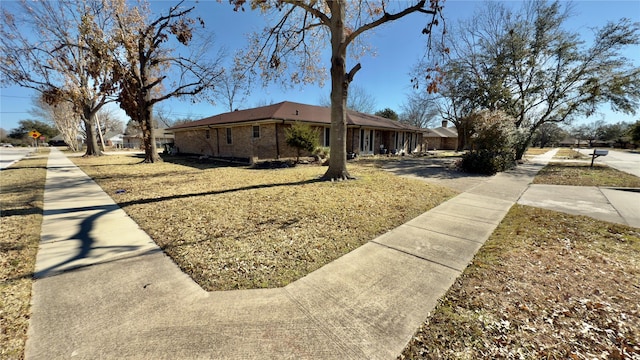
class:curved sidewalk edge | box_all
[26,148,556,359]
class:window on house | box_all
[324,127,330,147]
[368,130,374,152]
[226,128,232,144]
[252,125,260,138]
[205,130,210,139]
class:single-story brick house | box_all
[423,121,458,150]
[123,128,174,150]
[168,101,425,162]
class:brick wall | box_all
[174,130,217,155]
[174,123,426,159]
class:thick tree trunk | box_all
[515,132,533,161]
[454,123,468,151]
[83,108,102,157]
[140,103,160,163]
[322,2,353,181]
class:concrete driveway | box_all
[381,157,491,193]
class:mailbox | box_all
[590,149,608,167]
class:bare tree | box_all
[432,1,640,159]
[318,84,377,114]
[30,97,82,151]
[113,0,224,163]
[212,54,252,112]
[229,0,443,180]
[0,0,119,156]
[94,107,124,149]
[96,108,125,135]
[400,91,439,128]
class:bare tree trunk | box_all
[454,123,467,151]
[83,107,102,156]
[140,103,160,163]
[322,2,353,181]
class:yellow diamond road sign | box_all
[29,130,41,139]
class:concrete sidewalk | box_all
[28,148,555,359]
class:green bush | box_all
[460,149,516,175]
[459,110,517,174]
[285,122,319,162]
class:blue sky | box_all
[1,0,639,132]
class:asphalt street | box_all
[0,147,35,170]
[576,148,640,177]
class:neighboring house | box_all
[123,128,174,149]
[48,134,68,147]
[168,101,425,162]
[559,137,599,148]
[102,131,124,148]
[559,137,578,147]
[423,121,458,150]
[48,134,85,149]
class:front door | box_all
[360,129,374,155]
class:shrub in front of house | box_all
[459,110,517,175]
[285,122,320,162]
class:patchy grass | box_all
[71,154,457,291]
[400,204,640,359]
[524,147,554,156]
[534,162,640,187]
[554,148,588,159]
[0,150,49,359]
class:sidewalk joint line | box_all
[428,209,506,226]
[402,223,491,245]
[370,240,464,273]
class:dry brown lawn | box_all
[534,163,640,187]
[400,205,640,359]
[71,154,457,291]
[400,151,640,359]
[0,150,48,359]
[554,148,588,159]
[524,147,554,156]
[10,149,639,359]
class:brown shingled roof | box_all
[168,101,421,131]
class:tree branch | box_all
[346,63,361,82]
[345,0,437,47]
[281,0,330,26]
